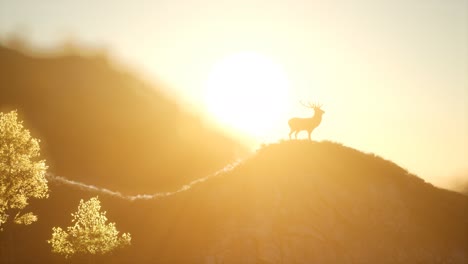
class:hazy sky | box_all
[1,0,467,186]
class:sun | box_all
[204,51,290,139]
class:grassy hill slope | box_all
[2,141,467,263]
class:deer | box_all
[288,102,325,140]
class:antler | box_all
[300,101,322,109]
[300,101,313,108]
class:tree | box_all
[48,196,131,259]
[0,110,48,230]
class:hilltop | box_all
[0,45,244,193]
[151,140,468,263]
[2,140,467,263]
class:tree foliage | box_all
[48,196,131,258]
[0,110,48,230]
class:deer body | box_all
[288,103,324,140]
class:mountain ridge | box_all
[0,45,245,194]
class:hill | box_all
[2,141,467,263]
[0,45,244,193]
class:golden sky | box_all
[0,0,467,186]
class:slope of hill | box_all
[0,45,244,193]
[2,141,467,263]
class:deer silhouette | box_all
[288,102,325,140]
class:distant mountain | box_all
[455,178,468,196]
[2,141,467,263]
[0,45,244,193]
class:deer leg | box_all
[294,131,299,139]
[289,130,294,140]
[308,131,311,140]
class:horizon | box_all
[0,0,467,188]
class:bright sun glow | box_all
[204,52,290,139]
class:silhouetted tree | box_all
[0,110,48,230]
[48,196,131,260]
